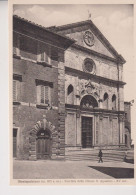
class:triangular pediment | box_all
[66,28,115,58]
[49,20,125,63]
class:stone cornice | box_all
[65,104,125,114]
[72,43,119,64]
[65,66,126,86]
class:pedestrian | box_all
[98,149,103,163]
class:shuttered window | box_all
[37,85,50,104]
[13,33,20,56]
[13,75,22,102]
[40,52,50,63]
[37,42,51,64]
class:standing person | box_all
[98,149,103,163]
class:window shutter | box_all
[45,86,49,104]
[41,52,45,62]
[41,85,44,103]
[16,35,20,56]
[13,34,20,56]
[16,81,21,101]
[13,80,17,101]
[37,42,41,61]
[37,85,41,104]
[45,52,49,63]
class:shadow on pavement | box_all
[124,159,134,164]
[88,166,134,178]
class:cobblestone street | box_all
[13,159,134,179]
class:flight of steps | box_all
[65,149,129,162]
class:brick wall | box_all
[13,36,60,159]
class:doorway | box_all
[81,116,93,148]
[36,129,51,159]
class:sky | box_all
[13,4,135,140]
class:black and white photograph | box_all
[10,1,135,184]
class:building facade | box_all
[13,15,128,160]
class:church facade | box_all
[13,15,129,160]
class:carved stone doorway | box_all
[29,116,55,160]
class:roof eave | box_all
[13,15,75,50]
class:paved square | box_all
[13,159,134,179]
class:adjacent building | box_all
[124,102,132,148]
[13,15,130,160]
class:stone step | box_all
[65,157,124,162]
[66,151,125,155]
[65,153,125,157]
[65,155,124,160]
[65,154,124,158]
[65,149,134,162]
[65,150,129,162]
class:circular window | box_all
[83,58,96,74]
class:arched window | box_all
[103,93,108,109]
[67,85,74,104]
[112,94,116,110]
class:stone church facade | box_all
[13,15,129,160]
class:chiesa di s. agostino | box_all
[13,14,131,161]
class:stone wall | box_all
[65,109,120,148]
[56,51,66,159]
[65,47,121,81]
